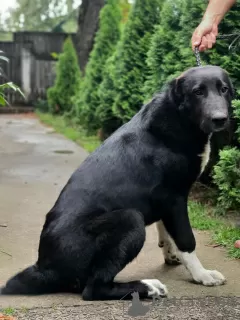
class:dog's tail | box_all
[0,264,60,295]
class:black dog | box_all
[1,66,233,300]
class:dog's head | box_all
[170,66,234,134]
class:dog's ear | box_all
[223,69,235,99]
[228,81,236,118]
[168,76,185,106]
[228,79,235,99]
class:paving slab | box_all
[0,114,239,315]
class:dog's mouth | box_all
[211,117,229,132]
[212,118,229,132]
[201,117,229,134]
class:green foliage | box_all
[1,307,16,316]
[0,51,24,106]
[5,0,78,32]
[213,99,240,213]
[119,0,132,24]
[176,0,240,89]
[233,99,240,142]
[112,0,163,122]
[208,2,240,90]
[144,0,183,98]
[96,52,122,138]
[178,0,210,68]
[75,0,122,132]
[189,201,222,230]
[37,111,100,153]
[213,147,240,213]
[145,0,240,100]
[144,0,210,99]
[34,99,49,113]
[189,201,240,259]
[47,37,81,115]
[0,82,24,106]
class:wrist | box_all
[202,13,222,25]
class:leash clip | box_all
[194,46,202,67]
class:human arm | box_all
[191,0,236,51]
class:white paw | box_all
[193,269,226,286]
[141,279,168,297]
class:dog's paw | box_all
[162,242,182,266]
[158,240,164,248]
[165,255,181,266]
[193,269,226,286]
[141,279,168,298]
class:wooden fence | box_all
[0,31,77,106]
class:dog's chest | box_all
[198,135,211,175]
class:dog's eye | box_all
[193,89,203,96]
[221,86,228,93]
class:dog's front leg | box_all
[156,221,181,265]
[162,197,226,286]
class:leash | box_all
[194,46,202,67]
[194,32,240,67]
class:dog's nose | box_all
[211,115,228,130]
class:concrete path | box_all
[0,114,239,319]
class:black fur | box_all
[1,66,233,300]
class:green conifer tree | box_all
[96,51,122,139]
[177,0,210,69]
[112,0,163,123]
[209,1,240,90]
[47,37,81,114]
[76,0,122,132]
[177,0,240,86]
[143,0,183,99]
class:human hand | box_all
[191,19,218,52]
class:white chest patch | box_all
[198,135,211,175]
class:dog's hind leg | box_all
[156,221,181,266]
[82,209,168,301]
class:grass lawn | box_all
[0,307,16,316]
[36,111,100,153]
[36,111,240,259]
[189,200,240,259]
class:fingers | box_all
[191,29,202,51]
[210,32,216,46]
[206,34,213,49]
[191,21,218,52]
[198,32,216,51]
[192,28,209,52]
[210,32,216,44]
[212,23,219,37]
